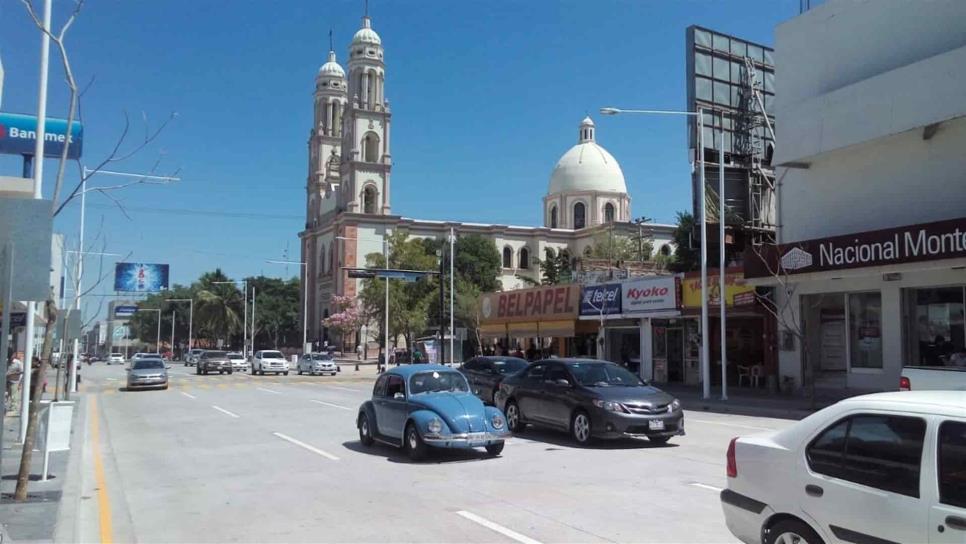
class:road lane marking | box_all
[181,392,196,399]
[310,399,351,411]
[257,387,280,394]
[272,432,339,460]
[211,405,240,418]
[90,397,114,543]
[455,511,541,544]
[216,384,229,390]
[330,385,360,392]
[687,418,775,431]
[689,482,723,492]
[105,378,118,382]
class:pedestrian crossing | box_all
[87,375,371,395]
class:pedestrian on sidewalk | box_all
[356,343,363,360]
[6,354,23,413]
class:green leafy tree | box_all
[249,276,300,349]
[195,269,244,347]
[453,234,501,292]
[586,232,640,261]
[668,211,699,272]
[539,247,573,285]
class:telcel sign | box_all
[0,112,83,159]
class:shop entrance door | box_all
[667,328,684,383]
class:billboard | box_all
[0,112,83,159]
[579,283,622,316]
[621,276,679,314]
[114,263,169,293]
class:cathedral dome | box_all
[547,117,627,195]
[352,17,382,46]
[318,50,345,78]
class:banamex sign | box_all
[621,276,678,313]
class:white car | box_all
[297,353,339,376]
[252,350,289,376]
[227,352,248,372]
[721,391,966,544]
[108,354,125,365]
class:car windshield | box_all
[409,371,470,395]
[132,360,164,370]
[567,363,643,387]
[206,351,228,358]
[262,351,283,359]
[491,358,528,375]
[311,354,333,361]
[227,354,243,360]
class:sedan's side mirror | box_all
[555,379,571,387]
[393,392,405,400]
[165,365,172,369]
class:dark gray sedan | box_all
[494,358,684,445]
[458,356,529,404]
[126,358,170,390]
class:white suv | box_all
[252,350,289,376]
[721,391,966,544]
[108,353,125,365]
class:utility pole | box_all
[449,228,455,364]
[170,309,176,357]
[438,248,445,364]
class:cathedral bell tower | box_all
[340,13,392,215]
[307,34,347,224]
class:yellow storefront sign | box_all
[682,270,756,308]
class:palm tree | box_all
[195,269,244,346]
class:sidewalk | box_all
[0,397,77,542]
[661,383,843,420]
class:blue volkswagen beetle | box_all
[357,365,511,460]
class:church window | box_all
[320,243,327,273]
[550,206,558,228]
[604,203,615,223]
[362,132,380,163]
[502,247,513,269]
[573,202,586,229]
[363,186,378,214]
[519,247,530,270]
[660,245,671,257]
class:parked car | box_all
[297,353,339,376]
[184,348,205,367]
[197,350,233,375]
[721,391,966,544]
[494,358,683,445]
[900,364,966,391]
[459,356,529,404]
[356,365,511,461]
[252,350,289,376]
[108,353,125,365]
[227,352,248,373]
[125,358,170,390]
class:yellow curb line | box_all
[89,396,114,543]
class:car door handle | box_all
[947,516,966,531]
[805,485,823,497]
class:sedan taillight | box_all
[899,376,911,391]
[726,437,738,478]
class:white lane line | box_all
[329,386,361,392]
[689,482,723,492]
[105,378,118,382]
[687,418,775,431]
[181,392,196,400]
[455,511,541,544]
[257,387,281,394]
[309,399,351,411]
[272,432,339,460]
[211,405,240,418]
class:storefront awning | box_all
[537,320,575,337]
[479,323,507,339]
[507,322,540,337]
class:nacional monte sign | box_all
[0,112,83,160]
[746,217,966,278]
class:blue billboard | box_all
[114,263,169,293]
[580,283,622,316]
[0,112,83,159]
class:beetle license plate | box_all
[467,432,486,443]
[648,420,665,431]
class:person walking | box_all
[6,354,23,413]
[356,343,363,361]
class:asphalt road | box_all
[67,362,795,543]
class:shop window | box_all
[502,247,513,269]
[939,421,966,508]
[905,286,965,366]
[849,292,883,369]
[806,414,925,498]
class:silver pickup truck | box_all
[900,365,966,391]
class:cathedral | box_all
[299,13,675,344]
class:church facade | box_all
[299,14,675,345]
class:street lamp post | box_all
[165,298,193,359]
[136,308,162,354]
[266,260,308,354]
[600,106,722,400]
[61,249,120,394]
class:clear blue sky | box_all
[0,0,799,321]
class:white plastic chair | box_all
[737,364,751,387]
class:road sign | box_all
[0,312,26,328]
[0,198,54,301]
[114,305,137,317]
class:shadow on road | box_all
[342,440,502,464]
[512,427,680,450]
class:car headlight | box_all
[670,399,681,411]
[427,418,443,434]
[592,399,627,413]
[491,414,505,429]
